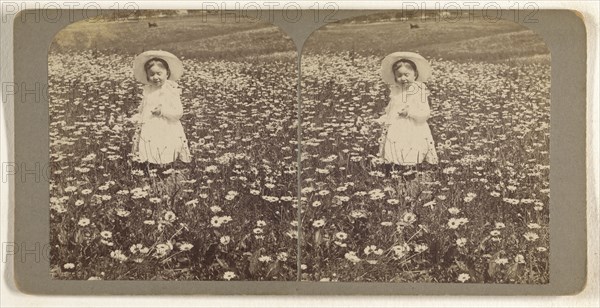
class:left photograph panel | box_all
[48,10,299,281]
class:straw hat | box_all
[133,50,184,85]
[380,52,432,84]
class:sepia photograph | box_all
[48,10,299,281]
[299,11,550,283]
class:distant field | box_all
[304,17,550,64]
[52,14,549,64]
[50,15,296,61]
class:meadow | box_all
[299,17,550,283]
[49,14,550,283]
[50,16,299,280]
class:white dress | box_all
[131,80,192,165]
[376,82,438,166]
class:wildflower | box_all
[490,230,501,236]
[63,263,75,269]
[130,244,149,254]
[414,244,428,253]
[463,192,477,203]
[210,216,222,227]
[523,232,539,241]
[312,201,322,207]
[456,238,467,247]
[253,228,264,235]
[495,222,506,229]
[515,254,526,264]
[503,198,520,205]
[78,218,90,227]
[210,206,222,213]
[527,223,541,229]
[185,199,199,207]
[318,190,331,196]
[423,200,436,208]
[277,252,288,261]
[387,199,400,205]
[350,210,367,219]
[223,271,236,280]
[447,218,461,229]
[100,231,112,239]
[164,211,177,222]
[369,189,385,200]
[402,212,417,224]
[334,241,347,247]
[220,236,231,245]
[344,251,361,263]
[494,258,509,265]
[364,245,383,256]
[442,167,457,174]
[448,207,460,215]
[312,219,325,228]
[256,220,267,227]
[457,273,470,283]
[115,208,131,217]
[286,229,298,239]
[537,247,548,252]
[178,242,194,251]
[110,250,128,262]
[262,196,280,202]
[258,255,272,262]
[391,243,411,259]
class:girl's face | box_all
[146,64,168,87]
[394,64,416,85]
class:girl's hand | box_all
[128,113,141,124]
[398,106,408,117]
[373,115,386,125]
[151,104,162,116]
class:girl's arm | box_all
[406,85,431,123]
[160,83,184,121]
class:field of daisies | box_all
[49,49,301,280]
[298,53,550,283]
[49,15,550,283]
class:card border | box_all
[11,9,587,295]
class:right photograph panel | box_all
[299,11,550,283]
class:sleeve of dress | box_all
[406,85,431,123]
[160,83,184,121]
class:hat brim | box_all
[133,50,184,85]
[381,52,432,84]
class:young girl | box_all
[130,50,192,174]
[375,52,438,176]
